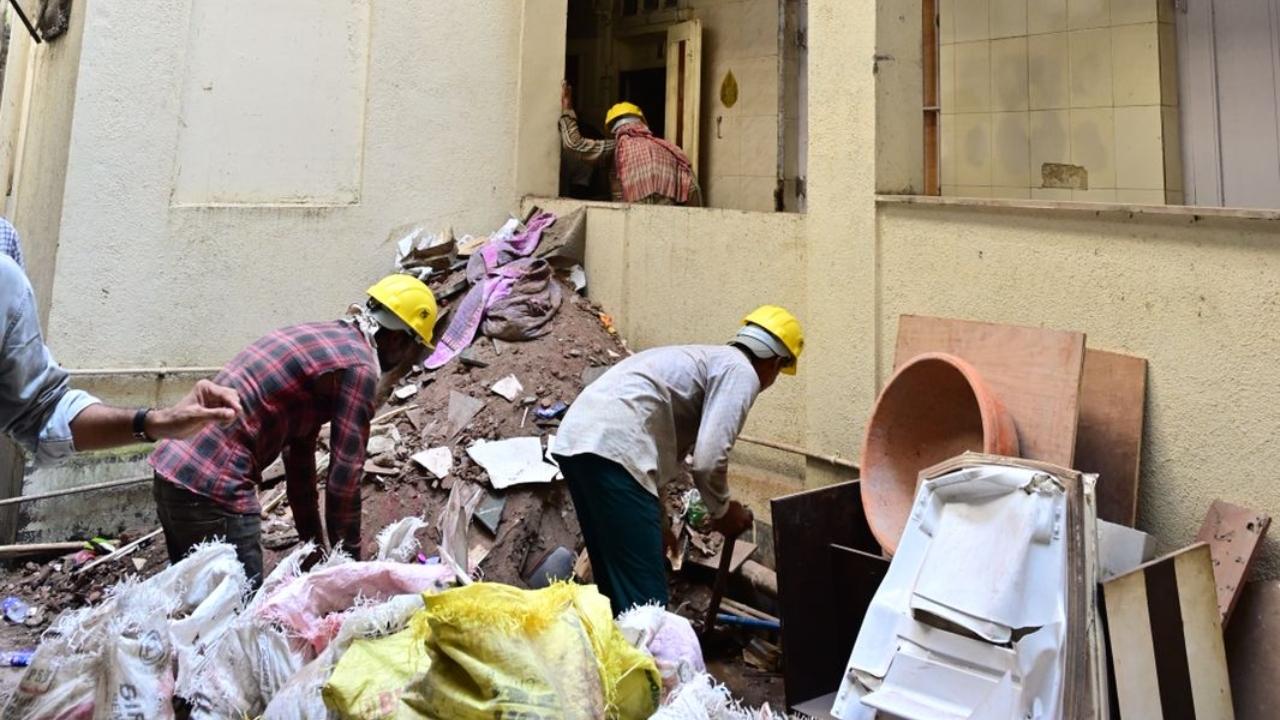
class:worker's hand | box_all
[561,81,573,112]
[709,501,753,540]
[146,379,241,440]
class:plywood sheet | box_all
[772,481,879,707]
[1074,349,1147,526]
[1196,499,1272,626]
[893,315,1086,466]
[1225,580,1280,720]
[1102,544,1235,720]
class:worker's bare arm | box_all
[69,379,240,450]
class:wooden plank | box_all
[1195,499,1272,626]
[687,540,757,574]
[772,481,879,708]
[1102,543,1235,720]
[893,315,1086,466]
[664,19,702,175]
[1073,349,1147,526]
[1224,580,1280,720]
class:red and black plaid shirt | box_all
[150,321,378,554]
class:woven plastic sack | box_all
[322,624,430,719]
[617,604,705,700]
[402,582,660,720]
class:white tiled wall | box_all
[940,0,1179,203]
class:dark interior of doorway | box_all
[618,67,666,140]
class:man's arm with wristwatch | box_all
[68,378,242,450]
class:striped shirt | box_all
[150,322,379,555]
[553,345,761,518]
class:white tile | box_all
[1069,28,1113,108]
[990,0,1027,38]
[1112,23,1160,106]
[1112,0,1157,25]
[992,111,1031,187]
[1029,32,1070,109]
[954,0,991,42]
[740,175,779,212]
[940,0,956,44]
[992,185,1032,198]
[706,114,741,177]
[1032,187,1074,200]
[709,175,742,210]
[954,41,992,112]
[1073,187,1117,201]
[739,114,778,177]
[1114,105,1164,190]
[1071,107,1116,188]
[991,37,1029,111]
[953,113,994,185]
[941,115,958,185]
[1068,0,1110,29]
[1030,0,1068,34]
[1158,21,1178,106]
[1030,109,1072,186]
[940,44,957,112]
[1116,188,1167,204]
[735,56,781,117]
[954,185,994,197]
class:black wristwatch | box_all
[133,408,155,442]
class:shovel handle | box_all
[702,530,742,633]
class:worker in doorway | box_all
[552,305,803,615]
[0,255,241,466]
[560,81,702,206]
[148,275,438,586]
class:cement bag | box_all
[323,625,430,719]
[651,672,788,720]
[402,582,660,720]
[1,633,97,720]
[256,561,454,657]
[617,605,705,700]
[265,594,428,720]
[95,624,175,720]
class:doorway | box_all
[617,67,667,139]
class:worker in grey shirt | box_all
[553,305,804,615]
[1,255,241,466]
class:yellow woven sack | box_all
[323,623,431,719]
[402,582,660,719]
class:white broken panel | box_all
[832,464,1073,720]
[393,383,418,401]
[466,437,559,490]
[490,374,524,402]
[411,447,453,480]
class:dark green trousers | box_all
[557,452,667,616]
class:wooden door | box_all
[664,19,702,175]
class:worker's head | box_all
[605,102,646,134]
[365,274,438,372]
[729,305,804,390]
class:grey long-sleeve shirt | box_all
[553,345,761,518]
[1,256,100,464]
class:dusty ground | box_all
[0,277,784,710]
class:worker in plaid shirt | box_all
[149,275,438,585]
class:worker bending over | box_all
[149,275,438,585]
[559,82,702,206]
[1,255,240,466]
[553,306,803,615]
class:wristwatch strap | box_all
[133,408,155,442]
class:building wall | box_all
[939,0,1181,203]
[14,0,562,370]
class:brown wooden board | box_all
[1224,580,1280,720]
[1195,499,1272,626]
[772,481,879,708]
[893,315,1086,467]
[687,540,757,574]
[1074,349,1147,526]
[1102,543,1235,720]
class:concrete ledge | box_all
[876,193,1280,227]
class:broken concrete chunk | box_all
[411,447,453,480]
[474,493,507,535]
[366,434,397,457]
[393,383,418,401]
[581,366,608,387]
[446,391,486,438]
[459,347,489,368]
[490,374,524,403]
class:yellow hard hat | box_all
[605,102,645,129]
[366,274,439,346]
[741,305,804,375]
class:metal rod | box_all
[8,1,42,44]
[715,613,781,631]
[67,367,221,377]
[76,528,162,575]
[0,475,152,507]
[737,434,859,471]
[0,541,81,557]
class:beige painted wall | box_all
[8,0,563,371]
